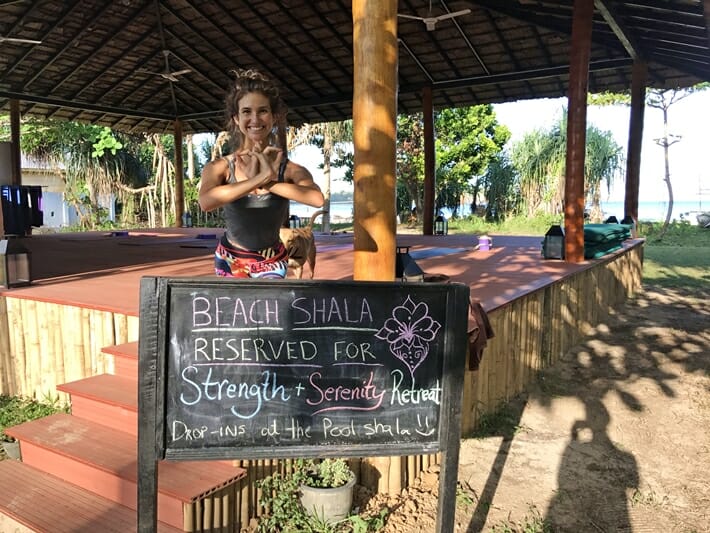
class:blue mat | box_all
[410,247,467,259]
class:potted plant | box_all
[256,457,357,531]
[298,458,356,524]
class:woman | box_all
[199,69,324,278]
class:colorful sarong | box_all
[214,234,288,278]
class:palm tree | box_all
[511,113,623,220]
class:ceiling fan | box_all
[138,50,191,82]
[398,2,471,31]
[0,35,42,45]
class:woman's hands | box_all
[235,144,283,190]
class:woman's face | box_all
[235,91,274,146]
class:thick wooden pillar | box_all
[174,119,184,227]
[422,86,435,236]
[625,60,646,233]
[10,99,22,186]
[352,0,398,281]
[564,0,594,263]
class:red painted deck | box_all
[1,228,640,314]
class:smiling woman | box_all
[198,69,324,279]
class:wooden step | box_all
[57,374,138,435]
[102,341,138,379]
[0,460,183,533]
[5,413,247,530]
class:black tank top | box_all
[222,156,289,250]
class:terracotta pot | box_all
[299,473,355,523]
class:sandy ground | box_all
[359,285,710,532]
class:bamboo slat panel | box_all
[460,244,643,430]
[0,298,138,398]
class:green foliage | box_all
[640,224,710,289]
[488,504,553,533]
[91,127,123,158]
[480,154,521,221]
[257,463,314,533]
[347,509,388,532]
[302,458,353,488]
[256,459,359,533]
[448,213,562,237]
[509,112,623,219]
[434,105,510,214]
[0,395,68,442]
[394,106,509,219]
[471,402,526,439]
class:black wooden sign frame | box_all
[138,277,469,533]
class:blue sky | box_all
[287,90,710,204]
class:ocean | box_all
[292,200,709,224]
[600,200,707,223]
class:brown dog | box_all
[279,209,326,279]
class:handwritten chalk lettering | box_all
[291,297,374,325]
[285,417,312,440]
[179,367,291,419]
[306,370,386,414]
[389,369,443,406]
[363,417,411,436]
[171,420,208,442]
[415,414,436,437]
[333,341,376,362]
[192,296,279,328]
[215,424,247,438]
[322,417,358,438]
[193,337,317,362]
[260,419,281,438]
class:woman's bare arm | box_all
[198,153,280,212]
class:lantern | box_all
[434,214,448,235]
[0,238,32,288]
[542,225,565,260]
[288,214,301,229]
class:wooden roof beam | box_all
[595,0,645,60]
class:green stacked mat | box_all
[583,223,632,259]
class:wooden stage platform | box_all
[1,227,644,416]
[0,227,644,530]
[2,227,639,316]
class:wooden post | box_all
[352,0,398,281]
[10,99,21,186]
[174,119,184,227]
[564,0,594,263]
[423,86,435,236]
[625,60,646,234]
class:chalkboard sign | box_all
[138,277,469,461]
[137,277,469,533]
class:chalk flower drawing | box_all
[375,295,441,378]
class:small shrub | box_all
[302,458,353,488]
[0,394,68,442]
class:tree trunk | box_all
[659,106,674,240]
